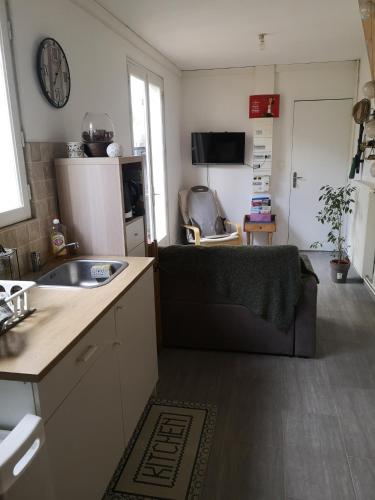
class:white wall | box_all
[181,61,358,244]
[8,0,183,243]
[273,61,357,245]
[347,43,375,279]
[181,67,255,235]
[6,0,362,250]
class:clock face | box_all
[37,38,70,108]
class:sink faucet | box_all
[56,241,80,256]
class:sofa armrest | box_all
[294,275,318,357]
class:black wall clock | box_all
[37,38,70,108]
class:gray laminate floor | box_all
[157,252,375,500]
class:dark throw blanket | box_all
[159,245,318,332]
[300,253,319,283]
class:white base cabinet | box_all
[45,344,123,500]
[115,268,158,444]
[34,267,158,500]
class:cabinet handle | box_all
[134,233,138,236]
[113,341,122,347]
[0,414,44,491]
[77,344,98,363]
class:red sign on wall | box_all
[249,94,280,119]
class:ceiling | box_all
[97,0,365,70]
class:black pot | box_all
[330,259,350,283]
[84,141,112,157]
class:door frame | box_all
[127,58,170,246]
[287,97,354,247]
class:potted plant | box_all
[311,184,356,283]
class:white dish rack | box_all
[0,281,36,334]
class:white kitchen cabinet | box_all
[45,343,123,500]
[54,156,148,256]
[115,268,158,444]
[128,242,146,257]
[0,264,158,500]
[125,217,145,254]
[35,311,116,422]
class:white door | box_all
[288,99,353,250]
[128,61,169,246]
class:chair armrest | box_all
[224,220,243,245]
[182,224,201,245]
[224,220,242,234]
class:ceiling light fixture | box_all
[258,33,266,51]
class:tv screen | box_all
[191,132,245,165]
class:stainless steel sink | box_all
[37,259,128,288]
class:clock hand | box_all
[53,59,62,87]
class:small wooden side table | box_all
[243,214,276,246]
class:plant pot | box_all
[330,259,350,283]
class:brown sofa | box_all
[159,245,318,357]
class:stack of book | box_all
[250,195,272,222]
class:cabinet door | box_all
[36,311,116,422]
[115,268,158,444]
[125,217,145,253]
[128,242,146,257]
[45,344,123,500]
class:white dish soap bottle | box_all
[50,219,67,256]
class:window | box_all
[128,61,169,246]
[0,0,30,228]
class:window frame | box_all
[127,59,170,246]
[0,0,30,228]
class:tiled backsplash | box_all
[0,142,65,277]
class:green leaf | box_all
[311,184,355,254]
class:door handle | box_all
[293,172,303,188]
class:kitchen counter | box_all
[0,256,154,382]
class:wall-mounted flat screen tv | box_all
[191,132,245,165]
